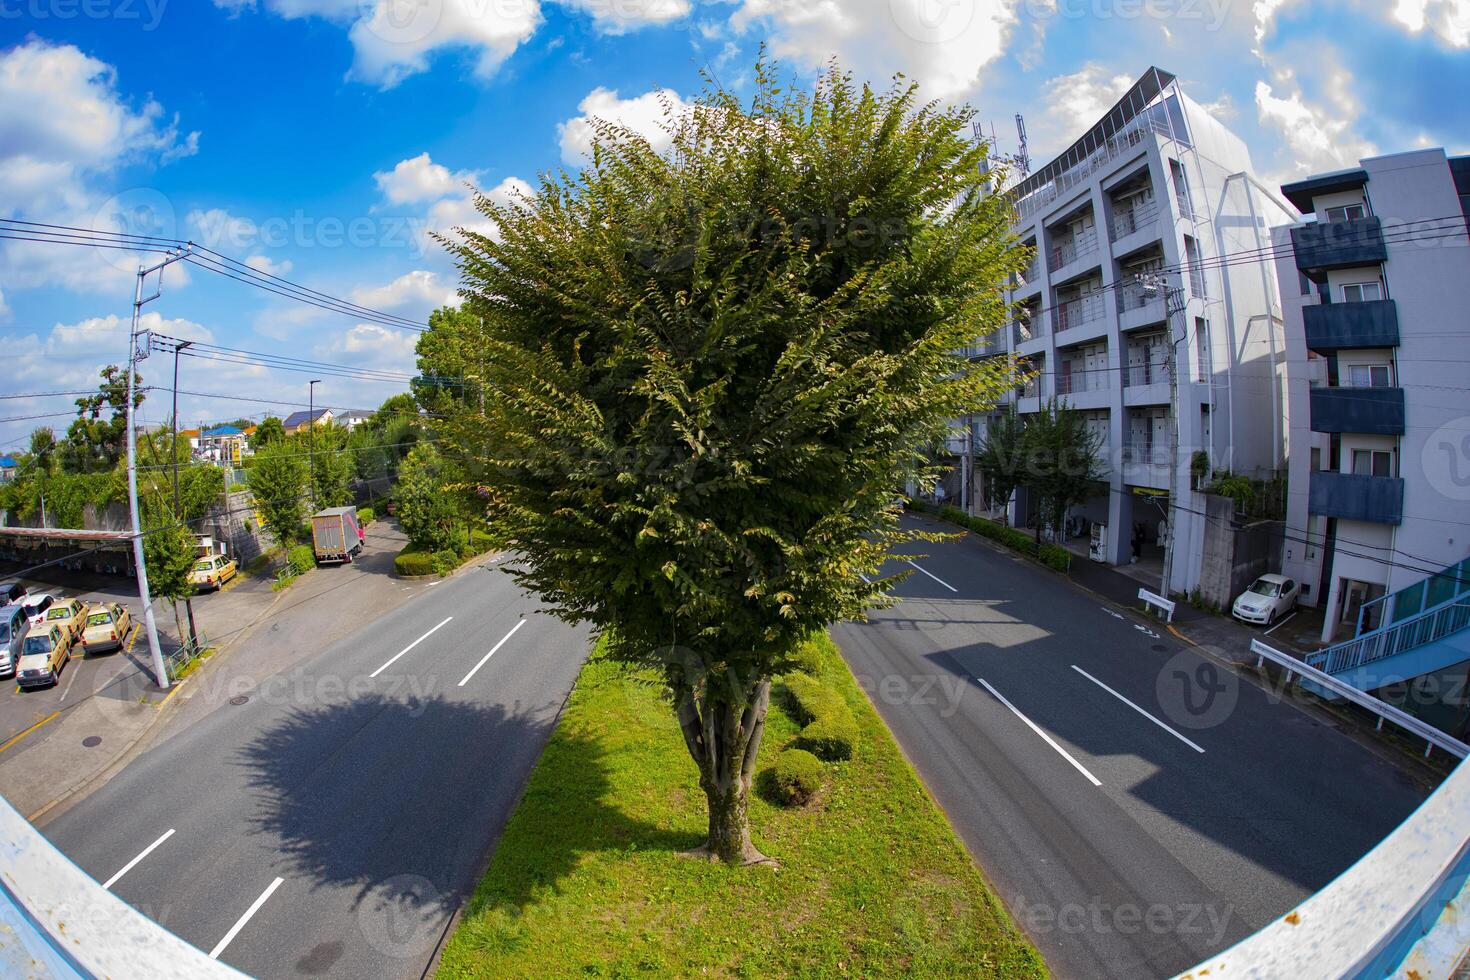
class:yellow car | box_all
[44,596,89,643]
[190,554,238,592]
[17,623,72,689]
[82,603,132,655]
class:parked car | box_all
[82,603,132,655]
[1232,574,1300,626]
[21,593,55,630]
[190,554,238,591]
[45,596,89,643]
[0,604,27,678]
[0,580,27,605]
[17,623,72,689]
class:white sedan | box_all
[1232,574,1300,626]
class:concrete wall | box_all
[1196,493,1283,608]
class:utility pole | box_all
[1141,273,1186,599]
[169,338,198,651]
[308,379,322,510]
[127,245,192,689]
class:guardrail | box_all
[1138,588,1175,622]
[1251,639,1469,760]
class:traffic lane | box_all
[880,520,1426,898]
[835,618,1236,980]
[43,567,587,977]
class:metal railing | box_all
[1123,354,1170,387]
[1117,278,1165,313]
[1123,439,1170,465]
[1013,317,1044,344]
[1054,293,1105,331]
[1109,200,1159,241]
[164,632,210,681]
[1055,365,1105,395]
[1308,600,1470,676]
[1047,230,1099,272]
[1014,113,1179,221]
[1252,639,1470,759]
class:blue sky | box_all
[2,0,1467,449]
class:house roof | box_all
[1280,168,1369,213]
[282,408,331,428]
[335,410,373,421]
[202,425,243,437]
[178,429,201,438]
[0,456,16,468]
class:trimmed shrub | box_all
[760,749,823,806]
[926,504,1073,574]
[431,549,461,576]
[287,544,315,574]
[783,637,827,678]
[470,528,494,554]
[357,506,375,525]
[782,674,846,726]
[794,714,857,762]
[394,550,435,576]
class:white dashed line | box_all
[102,828,175,889]
[209,876,284,960]
[458,618,527,687]
[370,617,453,678]
[906,560,958,593]
[978,677,1102,787]
[1071,665,1205,754]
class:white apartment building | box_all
[965,67,1296,595]
[1275,149,1470,643]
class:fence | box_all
[164,632,210,681]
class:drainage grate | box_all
[230,695,249,706]
[82,736,102,748]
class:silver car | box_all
[0,604,25,678]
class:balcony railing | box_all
[1013,317,1044,345]
[1117,278,1165,313]
[1055,365,1105,396]
[1014,112,1181,222]
[1016,257,1040,287]
[1123,355,1170,387]
[1292,216,1387,279]
[1309,386,1405,436]
[1123,439,1171,465]
[1054,293,1106,331]
[1303,299,1399,353]
[1047,229,1100,272]
[1308,470,1405,525]
[1109,200,1159,241]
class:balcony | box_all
[1109,201,1159,243]
[1303,300,1399,353]
[1047,230,1100,273]
[1015,256,1041,294]
[1292,217,1387,280]
[960,332,1005,359]
[1013,316,1044,346]
[1310,386,1405,436]
[1309,470,1404,525]
[1055,363,1105,396]
[1054,293,1106,333]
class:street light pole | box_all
[308,379,322,510]
[170,339,198,652]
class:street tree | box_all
[247,439,309,545]
[394,444,472,552]
[975,406,1027,517]
[61,365,141,473]
[307,424,353,508]
[142,494,200,653]
[251,416,285,449]
[1022,398,1104,545]
[424,62,1020,864]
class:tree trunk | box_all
[674,673,774,866]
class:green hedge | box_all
[779,670,858,762]
[469,528,494,554]
[357,506,375,525]
[287,544,316,574]
[912,501,1073,573]
[394,550,435,576]
[759,748,823,806]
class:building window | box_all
[1325,203,1367,223]
[1341,281,1383,303]
[1194,317,1212,381]
[1351,449,1394,477]
[1347,363,1393,388]
[1310,447,1322,471]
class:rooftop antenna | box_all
[972,119,998,194]
[1014,114,1031,177]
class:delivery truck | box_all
[311,506,364,565]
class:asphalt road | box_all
[834,513,1430,980]
[41,558,589,979]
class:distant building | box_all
[178,428,201,453]
[282,408,333,433]
[334,410,374,431]
[0,456,16,483]
[1274,148,1470,642]
[197,425,254,466]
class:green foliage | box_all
[1023,397,1104,544]
[306,423,353,508]
[779,669,858,762]
[1191,450,1211,486]
[793,713,857,762]
[422,61,1021,857]
[357,506,375,525]
[781,672,845,726]
[781,635,827,676]
[975,406,1027,511]
[59,365,140,474]
[393,550,435,577]
[141,500,197,604]
[251,416,284,449]
[1206,470,1255,509]
[469,527,494,554]
[431,549,462,576]
[927,502,1073,572]
[395,443,475,552]
[287,545,316,574]
[760,748,823,806]
[247,439,309,546]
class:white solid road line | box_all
[859,573,872,584]
[1070,665,1206,754]
[977,677,1103,787]
[906,559,958,593]
[1263,611,1297,635]
[458,618,528,688]
[370,616,453,678]
[101,828,175,889]
[209,876,284,960]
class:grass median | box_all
[438,633,1044,978]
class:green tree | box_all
[424,62,1019,864]
[975,406,1026,517]
[1022,398,1104,545]
[395,444,471,552]
[60,365,140,474]
[142,494,199,651]
[307,424,353,508]
[247,439,309,545]
[251,416,284,449]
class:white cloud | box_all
[318,322,420,373]
[189,207,260,251]
[1391,0,1470,46]
[1252,0,1300,46]
[1036,64,1134,156]
[1255,67,1377,179]
[374,152,477,206]
[558,0,690,33]
[730,0,1018,100]
[350,269,459,314]
[558,87,688,165]
[244,254,294,275]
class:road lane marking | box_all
[1070,665,1206,754]
[859,573,872,584]
[0,711,60,755]
[102,828,175,889]
[906,560,958,593]
[977,677,1102,787]
[1263,611,1297,635]
[370,617,453,678]
[209,876,284,959]
[458,618,527,688]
